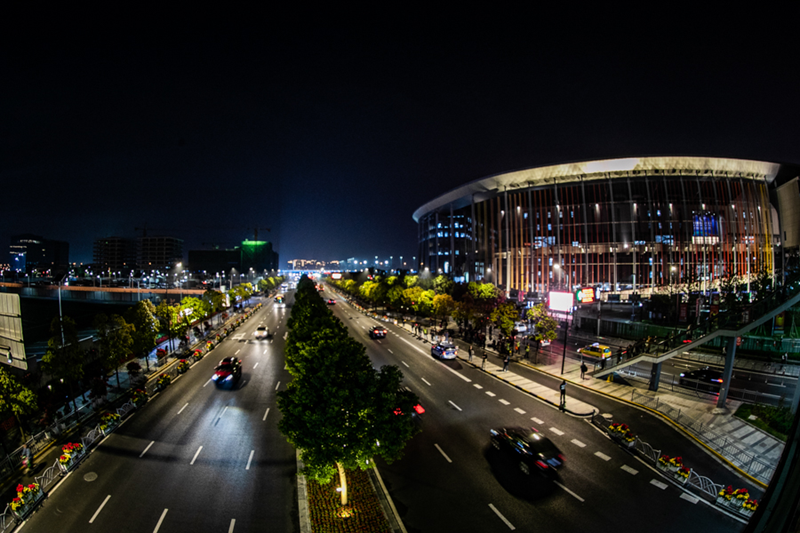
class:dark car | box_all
[212,357,243,387]
[431,341,458,360]
[370,326,387,339]
[679,366,723,391]
[327,298,336,305]
[394,386,424,429]
[490,427,564,478]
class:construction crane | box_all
[248,227,271,243]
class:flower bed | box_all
[100,412,121,435]
[716,486,755,515]
[307,468,391,533]
[9,483,44,519]
[156,373,171,390]
[607,423,636,447]
[58,442,85,472]
[131,388,148,407]
[177,359,190,373]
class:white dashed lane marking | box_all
[488,504,515,530]
[514,408,526,414]
[680,493,699,504]
[571,439,586,448]
[486,391,496,397]
[554,481,585,502]
[421,378,432,386]
[435,443,453,463]
[595,451,611,461]
[549,428,564,436]
[473,384,483,389]
[621,465,638,475]
[499,399,510,405]
[650,479,668,490]
[531,417,544,424]
[402,361,409,367]
[448,400,462,411]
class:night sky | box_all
[3,11,798,267]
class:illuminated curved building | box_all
[413,157,800,296]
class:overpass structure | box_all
[591,272,800,410]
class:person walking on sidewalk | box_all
[468,344,474,362]
[525,344,530,360]
[21,443,33,473]
[559,380,567,410]
[502,353,510,372]
[580,362,588,379]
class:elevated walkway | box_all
[592,275,800,380]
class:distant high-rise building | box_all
[93,236,137,273]
[9,234,69,274]
[137,236,183,271]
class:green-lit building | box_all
[188,240,279,275]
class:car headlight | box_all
[212,374,219,381]
[225,375,233,381]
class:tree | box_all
[526,303,558,348]
[202,289,224,316]
[432,294,455,327]
[490,302,519,339]
[433,275,454,295]
[125,300,159,372]
[94,313,134,390]
[0,367,38,438]
[278,275,419,506]
[40,316,85,413]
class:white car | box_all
[254,326,269,340]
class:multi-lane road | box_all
[22,295,297,533]
[21,289,758,532]
[327,292,755,533]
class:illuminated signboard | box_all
[549,291,573,312]
[576,288,594,304]
[330,272,343,280]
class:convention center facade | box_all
[413,157,800,297]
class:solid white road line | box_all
[473,384,483,389]
[153,509,168,533]
[434,443,453,463]
[488,503,515,530]
[595,451,611,461]
[190,446,203,465]
[246,450,254,470]
[229,519,236,533]
[263,407,270,421]
[549,428,565,436]
[571,439,586,448]
[173,374,183,384]
[253,362,259,369]
[621,465,638,475]
[177,403,188,415]
[275,381,281,390]
[485,391,496,397]
[554,481,585,502]
[514,407,526,414]
[448,400,462,411]
[140,441,155,458]
[421,378,432,386]
[498,399,510,405]
[89,495,111,523]
[532,417,544,424]
[203,378,212,387]
[401,361,409,367]
[650,479,668,490]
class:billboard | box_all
[692,213,720,245]
[549,291,573,313]
[576,288,595,304]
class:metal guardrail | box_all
[34,459,62,493]
[630,390,776,484]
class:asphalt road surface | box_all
[21,294,298,533]
[329,295,754,533]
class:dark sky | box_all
[3,11,798,267]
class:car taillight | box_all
[536,460,548,469]
[558,454,565,462]
[414,404,425,414]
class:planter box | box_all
[12,488,44,520]
[673,472,690,484]
[58,449,86,473]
